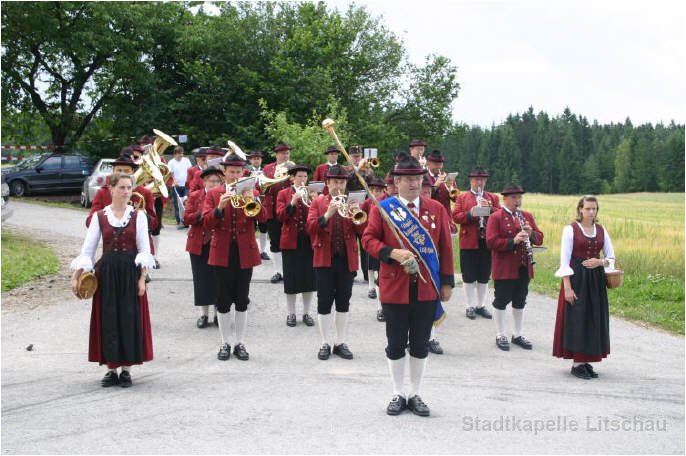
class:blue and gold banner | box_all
[378,196,446,326]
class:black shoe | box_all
[407,395,430,416]
[217,343,231,361]
[584,363,599,378]
[466,307,476,320]
[302,314,315,326]
[286,314,296,327]
[270,272,282,283]
[386,395,407,416]
[233,343,249,361]
[376,309,385,322]
[154,259,160,269]
[511,335,533,350]
[318,343,331,360]
[197,315,209,329]
[260,252,270,260]
[428,339,444,355]
[571,364,591,380]
[213,315,218,327]
[333,343,353,359]
[368,288,377,299]
[475,306,492,319]
[119,370,132,388]
[101,371,119,387]
[496,335,510,351]
[145,274,151,284]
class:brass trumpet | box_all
[332,194,368,225]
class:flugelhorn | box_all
[226,179,262,217]
[295,185,313,207]
[332,194,367,225]
[128,191,145,211]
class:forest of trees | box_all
[2,2,683,194]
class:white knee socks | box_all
[235,310,247,344]
[408,356,427,398]
[272,251,282,275]
[318,313,333,345]
[201,305,209,317]
[152,235,160,259]
[476,282,489,309]
[512,308,524,337]
[286,293,296,315]
[217,312,232,345]
[463,282,476,308]
[302,292,313,315]
[334,311,348,345]
[259,232,267,253]
[430,326,439,341]
[387,358,406,397]
[494,308,507,337]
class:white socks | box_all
[286,294,296,315]
[334,311,348,345]
[217,311,232,345]
[302,292,313,315]
[476,282,489,309]
[387,358,406,397]
[430,326,439,341]
[408,356,427,398]
[200,305,209,317]
[235,310,247,344]
[512,308,524,338]
[272,251,283,275]
[494,308,507,337]
[152,235,160,259]
[463,282,476,308]
[318,313,333,345]
[259,232,267,253]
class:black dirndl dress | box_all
[190,243,216,307]
[282,231,317,294]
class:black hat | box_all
[394,151,410,163]
[501,184,525,196]
[273,143,291,153]
[193,148,207,158]
[112,154,139,170]
[409,139,427,147]
[287,163,310,175]
[422,174,433,187]
[384,172,394,184]
[200,166,224,179]
[247,150,264,158]
[221,153,246,167]
[425,149,445,163]
[206,145,225,157]
[325,145,339,154]
[369,176,386,188]
[348,145,361,155]
[325,164,350,179]
[391,156,427,176]
[468,166,490,178]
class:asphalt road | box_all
[2,201,684,454]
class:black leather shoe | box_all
[428,339,444,355]
[386,395,407,416]
[571,364,591,380]
[584,363,599,378]
[233,343,249,361]
[333,343,353,359]
[368,289,377,299]
[466,307,476,320]
[407,395,430,416]
[154,259,161,269]
[260,252,270,260]
[197,315,209,329]
[496,335,510,351]
[511,335,533,350]
[302,314,315,326]
[145,274,151,284]
[376,309,385,322]
[119,370,132,388]
[213,315,218,327]
[217,343,231,361]
[318,343,331,360]
[286,314,296,327]
[101,371,119,387]
[475,306,492,319]
[270,272,282,283]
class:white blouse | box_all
[70,205,156,272]
[554,222,616,277]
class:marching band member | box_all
[71,173,156,388]
[262,143,293,283]
[384,173,397,197]
[408,139,427,167]
[185,148,207,193]
[202,154,269,362]
[553,195,615,380]
[345,146,373,193]
[185,166,224,329]
[452,167,501,320]
[424,149,454,216]
[362,155,454,417]
[307,165,367,360]
[277,164,317,327]
[137,135,164,269]
[486,184,544,351]
[360,177,387,317]
[244,150,270,260]
[312,145,340,193]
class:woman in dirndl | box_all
[70,173,156,388]
[553,195,616,380]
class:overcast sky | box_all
[328,0,685,127]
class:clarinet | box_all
[514,209,535,265]
[476,186,485,238]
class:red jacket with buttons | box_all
[306,194,366,272]
[202,185,269,268]
[185,166,203,192]
[184,189,212,256]
[486,207,544,280]
[276,186,310,250]
[362,196,455,304]
[452,190,501,250]
[260,161,291,220]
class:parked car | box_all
[81,158,115,208]
[1,173,12,221]
[1,153,95,197]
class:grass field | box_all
[453,193,685,335]
[1,229,60,292]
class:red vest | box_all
[486,207,544,280]
[87,184,157,231]
[184,189,212,256]
[276,186,310,250]
[452,191,501,250]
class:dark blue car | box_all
[2,153,95,197]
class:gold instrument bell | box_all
[332,194,368,225]
[128,191,145,211]
[133,129,177,198]
[76,271,98,299]
[226,178,262,217]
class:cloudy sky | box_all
[329,0,685,127]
